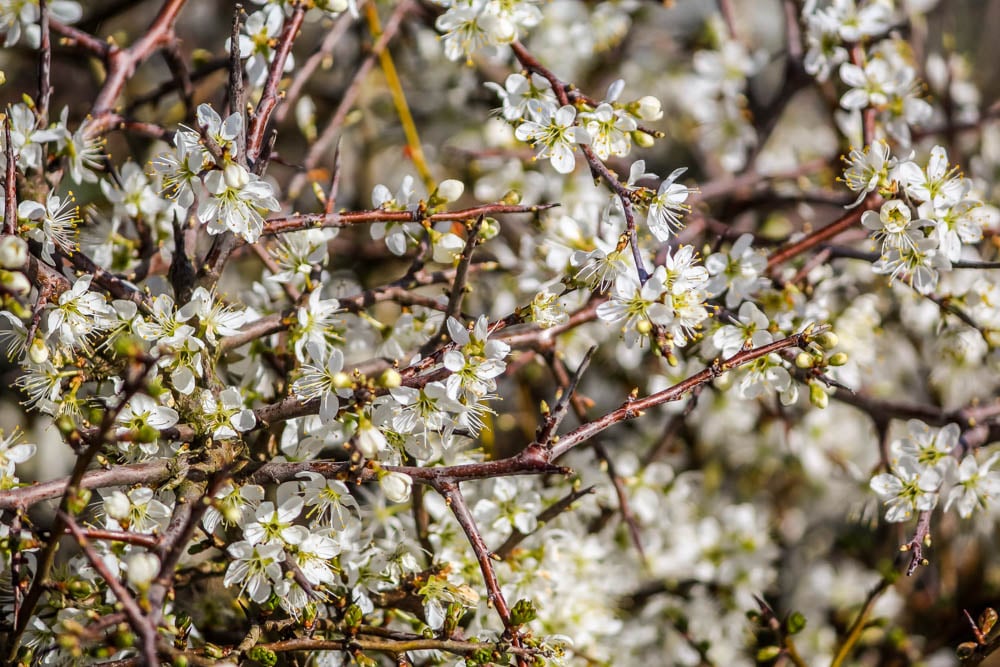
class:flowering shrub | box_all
[1,0,1000,665]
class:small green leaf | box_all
[786,611,807,635]
[756,646,781,661]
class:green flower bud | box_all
[809,382,829,409]
[816,331,839,349]
[827,352,848,366]
[633,130,656,149]
[501,189,521,205]
[794,352,814,369]
[478,217,501,241]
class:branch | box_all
[86,0,188,137]
[61,511,158,665]
[246,4,306,165]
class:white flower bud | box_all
[380,471,412,503]
[0,270,30,296]
[323,0,349,12]
[636,96,663,121]
[223,163,250,190]
[104,490,131,521]
[126,552,161,590]
[28,338,49,364]
[0,236,28,269]
[436,179,465,203]
[432,232,465,264]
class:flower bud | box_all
[126,552,161,590]
[794,352,814,369]
[827,352,848,366]
[0,235,28,269]
[0,270,30,296]
[379,368,402,389]
[104,490,131,521]
[28,337,49,364]
[380,471,412,503]
[333,371,352,390]
[636,96,663,121]
[501,189,521,205]
[809,382,829,409]
[816,331,839,349]
[478,217,501,241]
[223,163,250,190]
[436,179,465,203]
[633,130,656,148]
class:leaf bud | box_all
[980,608,997,635]
[344,603,363,629]
[756,646,781,661]
[786,611,807,635]
[510,599,537,626]
[247,647,278,667]
[957,642,977,659]
[204,644,225,659]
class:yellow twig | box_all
[364,2,435,192]
[830,576,891,667]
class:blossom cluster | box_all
[0,0,999,666]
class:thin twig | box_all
[60,512,159,665]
